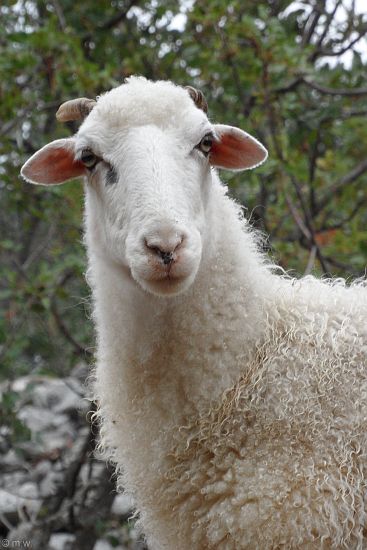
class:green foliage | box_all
[1,0,366,381]
[0,389,31,447]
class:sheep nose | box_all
[145,232,183,264]
[156,249,174,265]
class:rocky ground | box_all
[0,363,146,550]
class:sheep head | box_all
[20,77,267,297]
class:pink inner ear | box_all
[22,141,85,185]
[210,127,267,170]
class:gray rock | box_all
[70,361,89,381]
[93,541,114,550]
[32,378,86,415]
[49,533,76,550]
[18,405,69,432]
[93,539,126,550]
[38,467,64,498]
[111,493,134,517]
[0,482,40,519]
[1,449,26,470]
[17,405,75,455]
[10,376,33,393]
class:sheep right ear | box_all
[20,138,85,185]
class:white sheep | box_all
[21,77,367,549]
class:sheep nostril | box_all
[153,247,174,265]
[144,232,184,265]
[160,251,174,265]
[145,241,175,265]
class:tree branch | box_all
[302,77,367,96]
[50,300,92,359]
[282,174,330,274]
[301,4,324,46]
[275,76,367,98]
[308,126,321,214]
[313,0,342,51]
[316,158,367,214]
[51,0,66,31]
[274,77,303,95]
[284,192,311,242]
[318,197,366,232]
[319,108,367,123]
[316,26,367,57]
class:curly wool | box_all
[91,180,367,549]
[164,288,367,549]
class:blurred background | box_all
[0,0,366,548]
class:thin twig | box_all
[317,27,367,57]
[304,245,317,275]
[302,78,367,96]
[284,193,311,241]
[316,158,367,214]
[51,0,66,31]
[275,77,367,98]
[308,126,321,215]
[301,4,324,46]
[313,0,342,51]
[50,300,92,359]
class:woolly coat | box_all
[89,174,367,550]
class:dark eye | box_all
[80,149,99,169]
[196,133,214,156]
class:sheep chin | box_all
[136,272,196,297]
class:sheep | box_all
[20,76,367,550]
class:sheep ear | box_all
[20,138,85,185]
[210,125,268,171]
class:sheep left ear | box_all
[20,138,85,185]
[210,125,268,171]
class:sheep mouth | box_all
[136,261,197,295]
[145,255,195,281]
[142,274,193,296]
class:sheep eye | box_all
[80,149,99,169]
[197,133,214,156]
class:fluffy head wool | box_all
[20,77,367,549]
[85,77,199,128]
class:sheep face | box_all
[81,122,209,297]
[20,77,268,297]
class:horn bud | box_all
[185,86,208,113]
[56,98,97,122]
